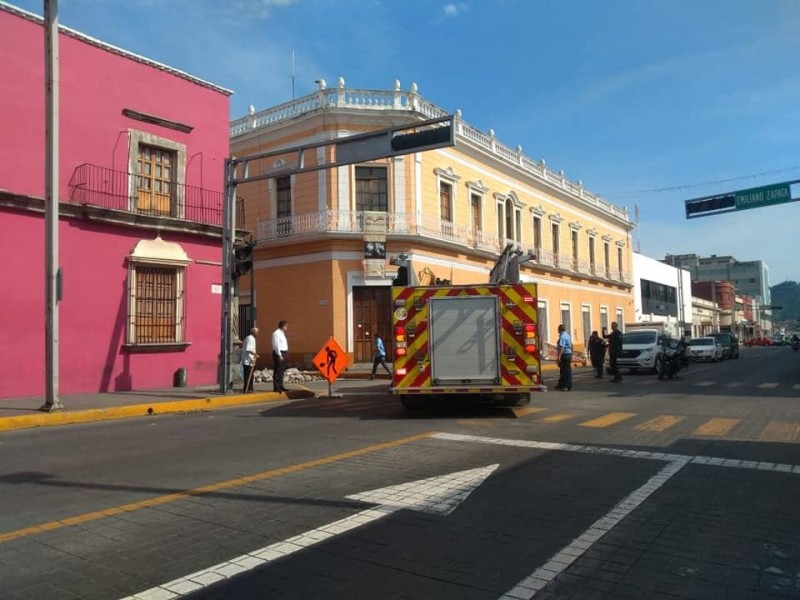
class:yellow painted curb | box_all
[0,390,314,433]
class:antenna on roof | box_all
[291,49,296,99]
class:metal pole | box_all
[219,159,236,393]
[41,0,64,412]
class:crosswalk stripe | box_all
[760,421,800,442]
[535,412,580,424]
[636,415,685,432]
[757,382,779,389]
[512,406,547,418]
[695,381,715,387]
[580,412,637,428]
[694,418,740,437]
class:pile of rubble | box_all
[250,367,323,384]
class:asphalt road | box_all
[1,346,800,599]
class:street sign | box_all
[685,181,797,219]
[312,336,350,384]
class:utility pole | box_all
[41,0,64,411]
[218,159,237,393]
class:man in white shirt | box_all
[241,327,259,393]
[271,320,289,393]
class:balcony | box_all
[68,163,244,229]
[257,209,630,284]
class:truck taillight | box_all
[395,326,407,357]
[397,348,407,357]
[525,344,536,354]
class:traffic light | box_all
[232,241,255,279]
[393,265,409,286]
[685,194,735,219]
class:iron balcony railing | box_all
[257,210,631,284]
[68,163,244,229]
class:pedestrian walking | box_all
[370,334,392,380]
[588,330,606,378]
[608,321,623,383]
[241,327,259,393]
[271,320,289,393]
[555,324,573,391]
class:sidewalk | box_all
[0,361,572,433]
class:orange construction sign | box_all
[313,337,350,384]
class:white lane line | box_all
[433,433,800,475]
[757,382,779,389]
[695,381,716,387]
[120,465,498,600]
[499,458,691,600]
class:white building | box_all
[631,253,693,337]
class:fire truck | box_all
[390,245,545,408]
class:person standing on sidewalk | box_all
[588,330,606,378]
[370,334,392,380]
[271,320,289,393]
[555,324,573,391]
[242,327,259,393]
[608,321,623,383]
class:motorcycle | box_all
[657,338,689,380]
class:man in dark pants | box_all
[271,320,289,392]
[608,321,623,383]
[370,334,392,380]
[555,324,573,391]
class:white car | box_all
[688,337,723,362]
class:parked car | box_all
[710,332,740,359]
[688,337,723,362]
[745,337,773,347]
[607,329,665,373]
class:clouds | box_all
[435,2,468,21]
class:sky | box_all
[10,0,800,284]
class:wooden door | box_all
[353,286,392,363]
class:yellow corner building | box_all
[230,78,635,367]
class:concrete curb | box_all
[0,389,315,433]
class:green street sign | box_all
[685,180,797,219]
[733,182,792,212]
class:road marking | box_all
[695,381,716,387]
[757,382,779,389]
[512,406,547,418]
[535,412,580,424]
[121,465,499,600]
[694,418,740,437]
[0,432,434,545]
[760,421,800,442]
[635,415,685,432]
[726,382,744,388]
[579,412,637,428]
[500,458,690,599]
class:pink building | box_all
[0,4,235,399]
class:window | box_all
[571,229,579,270]
[497,203,504,240]
[126,236,190,347]
[582,305,591,348]
[505,198,514,241]
[532,216,542,250]
[617,245,624,275]
[276,176,291,219]
[538,300,548,346]
[616,308,624,332]
[440,181,453,222]
[470,192,482,234]
[552,223,560,266]
[589,236,596,273]
[600,306,609,335]
[604,241,610,276]
[355,166,388,212]
[130,266,184,344]
[136,144,175,217]
[560,302,571,335]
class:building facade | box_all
[0,3,233,399]
[663,253,772,334]
[630,253,693,337]
[230,79,636,366]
